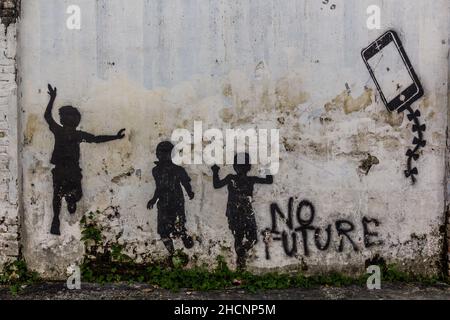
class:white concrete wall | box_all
[0,0,20,268]
[17,0,449,278]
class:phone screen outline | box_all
[361,30,423,112]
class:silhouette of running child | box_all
[45,84,126,235]
[147,141,195,255]
[212,153,273,270]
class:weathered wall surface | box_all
[0,0,20,268]
[17,0,449,278]
[0,0,19,266]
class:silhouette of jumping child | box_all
[45,84,126,235]
[147,141,195,255]
[212,153,273,270]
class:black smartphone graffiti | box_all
[362,30,426,184]
[361,30,423,113]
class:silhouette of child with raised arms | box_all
[211,153,273,270]
[45,84,126,236]
[147,141,195,255]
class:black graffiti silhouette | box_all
[45,84,126,235]
[212,153,273,270]
[267,197,383,258]
[147,141,195,255]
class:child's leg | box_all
[178,222,194,249]
[158,213,176,255]
[66,195,77,214]
[66,180,82,214]
[50,192,62,235]
[243,222,258,252]
[67,202,77,214]
[161,237,175,255]
[50,170,63,235]
[233,231,246,270]
[181,234,194,249]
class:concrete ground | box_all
[1,282,450,300]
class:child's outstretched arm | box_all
[181,179,195,200]
[81,129,126,143]
[147,169,160,210]
[147,191,159,210]
[211,165,230,189]
[251,175,274,185]
[44,84,60,131]
[178,167,194,200]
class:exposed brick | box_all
[0,0,18,269]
